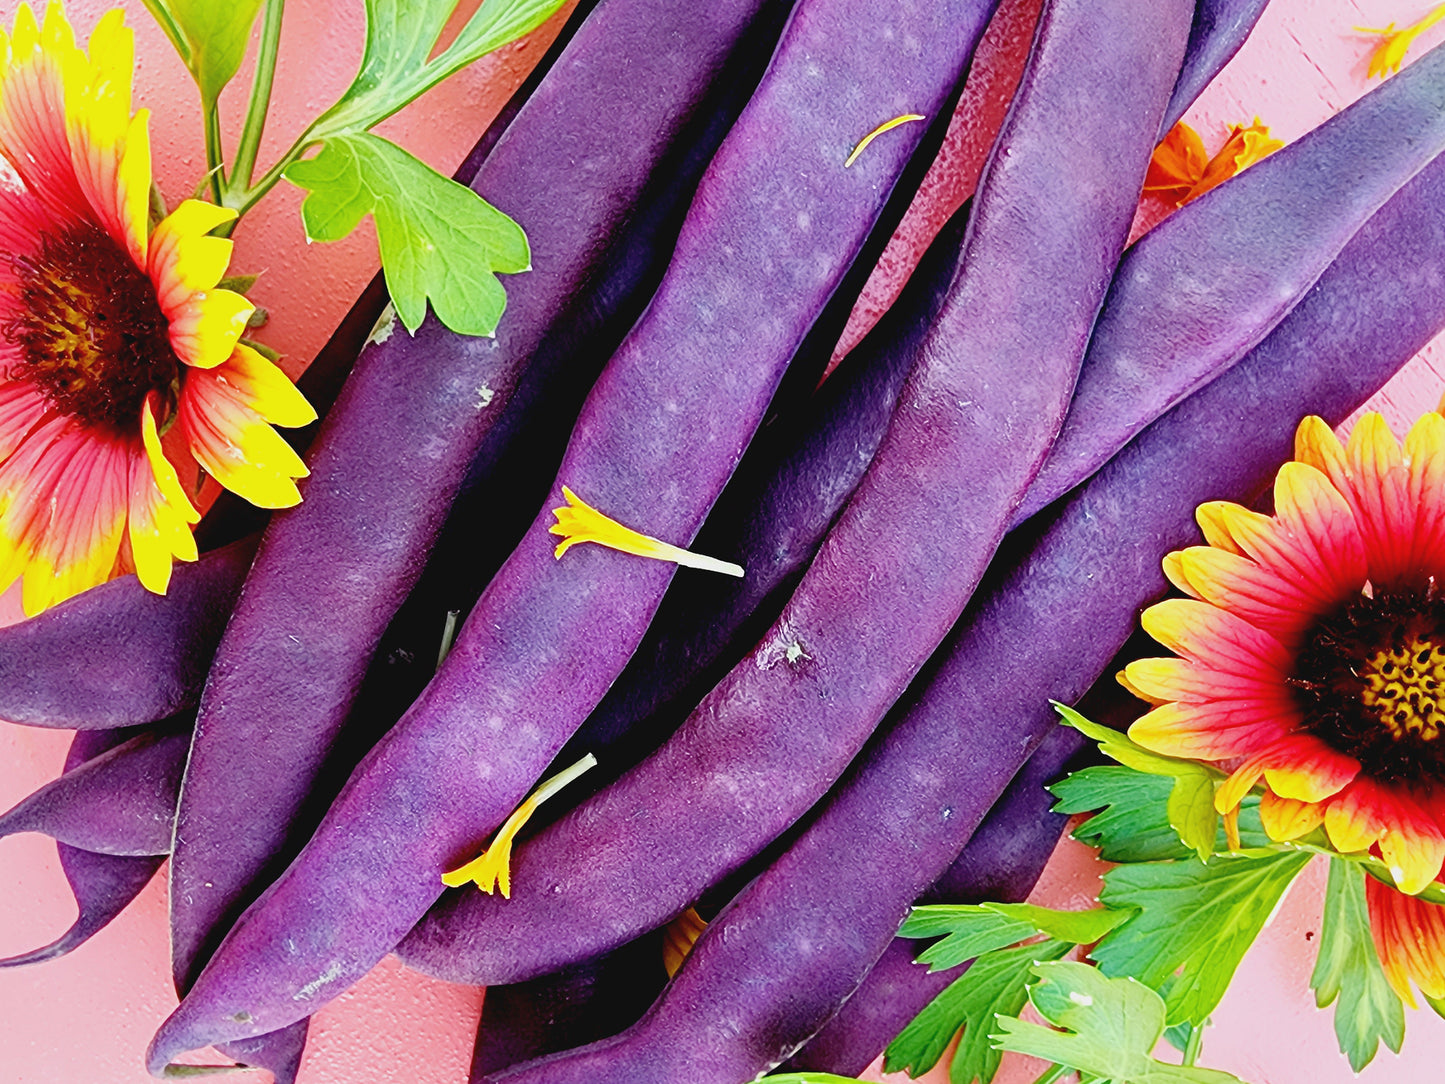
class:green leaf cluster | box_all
[993,961,1246,1084]
[1310,858,1405,1071]
[146,0,568,338]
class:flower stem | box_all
[227,0,286,205]
[202,104,227,205]
[1182,1023,1205,1067]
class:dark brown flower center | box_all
[1292,585,1445,784]
[4,223,179,432]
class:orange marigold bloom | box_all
[1122,407,1445,1003]
[0,4,313,616]
[1144,118,1283,209]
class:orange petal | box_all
[1257,792,1325,841]
[1129,698,1296,762]
[177,346,310,509]
[1173,545,1318,643]
[1141,597,1294,679]
[1260,733,1359,803]
[1144,120,1208,205]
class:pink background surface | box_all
[3,1,1445,1082]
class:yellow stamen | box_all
[441,753,598,898]
[662,906,709,978]
[548,486,744,577]
[845,114,926,168]
[1360,5,1445,78]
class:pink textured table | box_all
[2,2,1445,1082]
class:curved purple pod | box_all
[1159,0,1271,134]
[0,535,256,730]
[399,0,1186,995]
[0,729,165,968]
[785,723,1084,1076]
[1017,36,1445,526]
[549,199,975,799]
[0,724,188,856]
[149,0,993,1068]
[495,138,1445,1084]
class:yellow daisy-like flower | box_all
[0,3,314,616]
[1121,407,1445,1005]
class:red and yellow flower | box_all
[1143,118,1283,209]
[0,3,313,616]
[1121,406,1445,1005]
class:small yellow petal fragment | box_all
[662,906,709,978]
[442,754,598,899]
[1222,805,1241,852]
[844,113,926,168]
[548,486,744,577]
[1360,4,1445,79]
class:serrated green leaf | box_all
[1054,704,1217,779]
[982,903,1130,947]
[1091,851,1310,1026]
[908,912,1039,973]
[1166,771,1219,862]
[1425,991,1445,1020]
[141,0,265,108]
[993,962,1245,1084]
[1052,766,1269,863]
[1310,858,1405,1071]
[285,133,529,335]
[902,904,1130,974]
[884,939,1071,1084]
[317,0,568,135]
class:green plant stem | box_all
[203,104,227,204]
[1182,1023,1204,1067]
[1228,839,1445,906]
[227,0,286,201]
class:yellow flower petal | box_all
[1361,5,1445,79]
[169,287,255,370]
[844,114,926,168]
[549,486,744,577]
[442,754,597,899]
[149,198,239,310]
[1257,792,1325,841]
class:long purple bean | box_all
[1159,0,1271,134]
[501,135,1445,1084]
[148,0,993,1068]
[0,730,164,968]
[1016,36,1445,526]
[0,724,187,856]
[398,0,1187,993]
[787,721,1086,1076]
[0,535,255,730]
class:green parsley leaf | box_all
[141,0,265,109]
[1052,766,1269,863]
[901,904,1128,973]
[1054,705,1222,860]
[993,961,1246,1084]
[1091,851,1311,1026]
[1310,858,1405,1071]
[884,939,1071,1084]
[315,0,569,137]
[285,133,530,335]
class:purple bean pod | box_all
[1017,36,1445,525]
[0,729,164,968]
[1159,0,1271,134]
[494,134,1445,1084]
[398,0,1186,994]
[148,0,994,1068]
[0,535,256,730]
[0,723,187,856]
